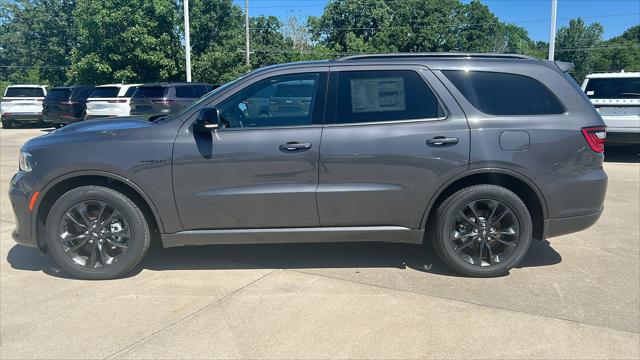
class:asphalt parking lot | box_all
[0,126,638,359]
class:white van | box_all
[582,72,640,145]
[0,85,48,129]
[85,84,141,119]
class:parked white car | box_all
[85,84,141,119]
[0,85,48,129]
[582,71,640,145]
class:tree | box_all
[592,25,640,74]
[249,16,295,68]
[187,0,247,83]
[68,0,183,84]
[0,0,75,86]
[555,18,604,81]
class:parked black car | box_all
[129,83,217,118]
[42,86,94,126]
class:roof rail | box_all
[335,52,537,61]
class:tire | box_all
[2,119,12,129]
[45,186,151,280]
[432,184,532,277]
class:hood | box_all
[51,117,156,135]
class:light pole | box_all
[245,0,250,67]
[548,0,558,61]
[184,0,192,82]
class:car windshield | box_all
[585,77,640,99]
[133,86,166,98]
[46,88,71,100]
[90,87,120,98]
[4,87,45,97]
[156,75,250,123]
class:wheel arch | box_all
[421,169,548,241]
[33,171,164,252]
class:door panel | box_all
[172,70,328,230]
[317,65,470,229]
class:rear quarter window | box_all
[443,70,565,115]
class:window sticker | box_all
[350,77,406,113]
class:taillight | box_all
[581,126,606,153]
[152,99,174,104]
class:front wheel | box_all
[432,185,532,277]
[45,186,151,279]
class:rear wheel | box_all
[432,184,532,277]
[45,186,151,279]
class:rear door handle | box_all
[426,136,459,146]
[279,142,312,152]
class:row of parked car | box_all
[0,82,218,128]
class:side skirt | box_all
[161,226,424,248]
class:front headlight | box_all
[19,151,33,172]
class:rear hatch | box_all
[130,86,169,115]
[1,87,46,115]
[43,88,72,118]
[585,77,640,130]
[86,86,129,117]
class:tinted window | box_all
[89,87,120,98]
[585,78,640,99]
[175,86,195,98]
[122,86,138,98]
[218,73,325,128]
[443,70,565,115]
[134,86,166,98]
[71,87,93,99]
[5,87,45,97]
[336,70,443,124]
[46,88,71,100]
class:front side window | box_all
[217,72,325,129]
[443,70,565,115]
[336,70,443,124]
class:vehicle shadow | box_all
[604,145,640,163]
[7,239,562,279]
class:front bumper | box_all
[9,172,39,248]
[544,209,603,239]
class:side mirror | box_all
[194,107,220,132]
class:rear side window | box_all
[443,70,565,115]
[46,88,71,100]
[5,87,45,97]
[585,78,640,99]
[336,70,443,124]
[134,86,166,98]
[122,86,138,98]
[90,87,120,98]
[175,86,195,98]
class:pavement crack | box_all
[103,269,278,359]
[288,269,640,336]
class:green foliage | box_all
[0,0,75,86]
[591,25,640,74]
[555,18,604,81]
[68,0,183,84]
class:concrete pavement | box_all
[1,127,638,359]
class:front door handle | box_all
[426,136,459,146]
[279,142,312,152]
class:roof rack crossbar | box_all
[335,53,537,61]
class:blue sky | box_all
[234,0,640,41]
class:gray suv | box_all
[9,53,608,279]
[129,83,216,118]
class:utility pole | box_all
[548,0,558,61]
[245,0,250,67]
[184,0,192,82]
